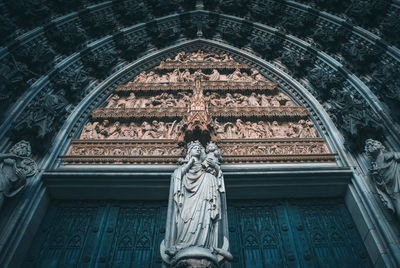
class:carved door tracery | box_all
[63,50,335,165]
[25,200,372,267]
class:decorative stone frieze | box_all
[63,50,334,165]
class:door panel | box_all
[24,199,372,267]
[228,200,372,268]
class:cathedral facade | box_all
[0,0,400,267]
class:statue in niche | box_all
[0,141,37,210]
[365,139,400,221]
[161,141,232,267]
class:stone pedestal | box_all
[171,246,219,268]
[175,258,218,268]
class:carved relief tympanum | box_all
[63,50,334,165]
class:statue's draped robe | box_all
[375,152,400,212]
[165,160,229,253]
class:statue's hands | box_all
[206,158,219,170]
[15,168,27,180]
[188,157,196,166]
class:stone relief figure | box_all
[213,119,317,139]
[365,139,400,221]
[80,122,99,139]
[161,141,232,267]
[0,141,38,210]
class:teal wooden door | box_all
[24,201,167,268]
[24,199,372,267]
[228,199,372,268]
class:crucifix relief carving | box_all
[63,50,334,165]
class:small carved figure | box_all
[228,68,242,81]
[106,94,120,108]
[224,122,237,139]
[0,141,37,210]
[208,69,220,81]
[270,121,286,137]
[168,69,180,83]
[181,69,192,82]
[81,122,99,139]
[250,68,265,81]
[236,119,246,138]
[96,120,110,139]
[108,121,122,139]
[125,93,137,108]
[365,139,400,221]
[270,96,281,107]
[224,93,235,107]
[248,92,260,106]
[134,71,147,82]
[141,121,159,139]
[260,94,270,107]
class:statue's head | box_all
[187,140,205,159]
[206,142,218,153]
[10,140,32,157]
[365,139,385,159]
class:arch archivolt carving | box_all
[2,11,398,163]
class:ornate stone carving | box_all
[281,50,316,78]
[65,50,333,165]
[160,141,232,267]
[52,67,89,103]
[63,138,332,165]
[12,41,55,75]
[45,23,87,55]
[0,141,37,210]
[14,90,70,153]
[79,119,184,140]
[82,50,118,79]
[365,139,400,221]
[214,119,317,139]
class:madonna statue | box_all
[160,141,232,267]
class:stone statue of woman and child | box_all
[160,140,232,267]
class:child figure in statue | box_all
[203,142,225,193]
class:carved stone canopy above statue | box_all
[63,50,335,165]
